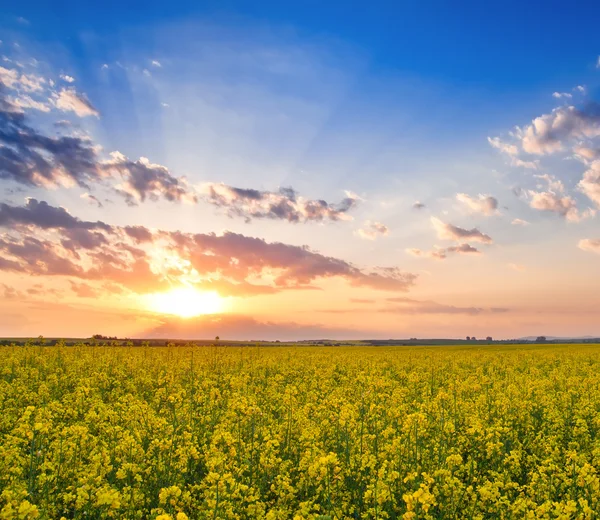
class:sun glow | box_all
[146,288,225,318]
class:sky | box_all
[1,1,600,340]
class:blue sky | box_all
[1,1,600,339]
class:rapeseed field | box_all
[1,343,600,519]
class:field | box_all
[1,344,600,519]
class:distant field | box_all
[1,343,600,518]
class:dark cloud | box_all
[0,235,85,276]
[0,86,197,204]
[124,225,154,243]
[204,183,359,222]
[0,97,102,188]
[108,154,197,204]
[0,198,111,231]
[81,192,103,208]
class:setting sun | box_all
[146,288,224,318]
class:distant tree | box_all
[466,336,471,341]
[472,336,477,341]
[536,336,547,343]
[486,336,493,341]
[215,336,220,341]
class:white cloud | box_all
[552,92,572,99]
[8,95,50,112]
[60,74,75,83]
[356,221,389,240]
[527,190,595,222]
[407,243,481,260]
[487,136,518,156]
[578,160,600,208]
[510,156,539,169]
[101,64,109,70]
[518,105,600,155]
[573,145,600,161]
[574,85,586,93]
[511,218,529,226]
[151,60,162,67]
[430,217,493,243]
[456,193,499,216]
[53,88,99,117]
[534,173,564,193]
[0,66,18,87]
[579,238,600,254]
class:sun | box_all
[146,287,224,318]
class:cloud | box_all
[456,193,499,216]
[203,183,359,222]
[0,66,19,88]
[0,200,417,296]
[508,263,525,271]
[552,92,572,99]
[487,136,518,156]
[0,95,101,187]
[574,85,586,94]
[407,242,480,260]
[0,198,111,231]
[356,221,389,240]
[430,217,493,243]
[123,225,154,243]
[108,153,198,204]
[518,104,600,155]
[534,173,565,193]
[509,157,539,170]
[0,89,198,204]
[53,88,99,117]
[168,230,417,292]
[413,201,425,210]
[382,297,509,315]
[527,190,594,222]
[578,160,600,208]
[574,145,600,161]
[59,74,75,83]
[81,192,103,208]
[69,281,100,298]
[151,60,162,68]
[2,283,22,299]
[511,218,529,226]
[579,238,600,254]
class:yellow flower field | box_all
[1,343,600,519]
